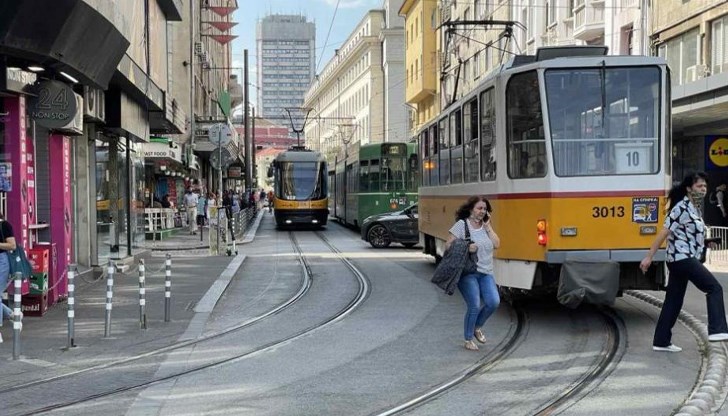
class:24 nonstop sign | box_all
[26,80,78,129]
[706,136,728,170]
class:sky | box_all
[231,0,384,105]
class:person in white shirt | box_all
[183,189,199,234]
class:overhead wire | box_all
[316,0,341,74]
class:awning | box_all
[0,0,129,90]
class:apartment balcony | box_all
[573,0,605,41]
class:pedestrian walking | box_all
[196,191,208,230]
[0,213,19,343]
[640,172,728,352]
[183,188,199,235]
[445,196,501,351]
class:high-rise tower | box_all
[256,14,316,132]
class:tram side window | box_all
[408,152,419,192]
[369,159,380,191]
[481,88,496,181]
[421,130,430,186]
[347,163,356,197]
[439,117,450,185]
[429,124,439,185]
[359,160,369,192]
[450,110,464,184]
[463,98,480,183]
[506,71,546,179]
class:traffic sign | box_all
[207,123,232,147]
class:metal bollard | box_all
[104,260,114,337]
[138,259,147,329]
[66,265,76,349]
[13,272,22,360]
[164,254,172,322]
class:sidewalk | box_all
[0,210,264,388]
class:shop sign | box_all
[0,65,37,94]
[144,142,182,163]
[228,166,242,178]
[706,136,728,170]
[26,80,78,129]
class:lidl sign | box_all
[706,136,728,169]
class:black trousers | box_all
[654,257,728,347]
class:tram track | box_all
[3,231,370,415]
[531,306,626,415]
[371,304,625,416]
[371,305,529,416]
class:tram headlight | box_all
[537,219,547,246]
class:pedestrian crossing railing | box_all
[707,226,728,265]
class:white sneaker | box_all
[653,344,682,352]
[709,333,728,342]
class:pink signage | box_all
[49,134,72,303]
[3,96,35,249]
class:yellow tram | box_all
[270,147,329,227]
[416,46,671,302]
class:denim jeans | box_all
[654,257,728,347]
[457,272,500,341]
[0,252,12,322]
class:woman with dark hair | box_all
[445,196,501,351]
[640,172,728,352]
[0,213,18,343]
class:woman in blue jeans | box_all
[446,196,501,351]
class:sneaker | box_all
[653,344,682,352]
[709,333,728,342]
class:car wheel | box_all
[367,224,391,248]
[402,243,416,248]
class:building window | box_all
[658,28,700,85]
[712,15,728,75]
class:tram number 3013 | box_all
[592,206,625,218]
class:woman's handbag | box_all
[461,220,478,275]
[0,224,33,281]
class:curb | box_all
[626,290,728,415]
[147,210,265,252]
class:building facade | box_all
[256,14,316,127]
[0,0,239,317]
[652,1,728,226]
[304,5,408,163]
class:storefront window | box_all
[95,138,145,263]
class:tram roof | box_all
[505,48,666,72]
[274,148,326,163]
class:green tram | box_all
[329,142,418,228]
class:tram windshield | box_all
[544,66,661,176]
[276,162,327,200]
